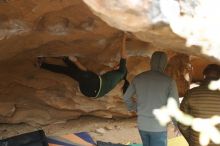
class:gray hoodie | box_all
[123,51,179,132]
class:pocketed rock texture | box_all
[0,0,219,126]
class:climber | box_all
[36,33,129,98]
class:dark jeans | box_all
[41,57,127,97]
[41,57,100,97]
[139,130,167,146]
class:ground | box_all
[0,116,178,144]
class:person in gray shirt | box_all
[123,51,179,146]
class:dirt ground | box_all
[0,116,178,144]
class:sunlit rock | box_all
[83,0,220,60]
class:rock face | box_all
[0,0,218,126]
[83,0,220,60]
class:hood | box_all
[150,51,168,72]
